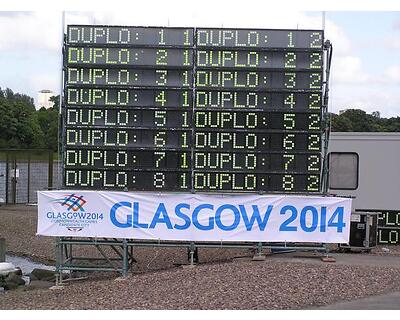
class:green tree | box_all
[340,109,373,131]
[330,109,400,132]
[49,95,60,110]
[0,87,46,149]
[36,105,59,151]
[331,113,353,131]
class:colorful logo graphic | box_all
[46,193,104,234]
[51,194,87,212]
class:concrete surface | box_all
[316,291,400,310]
[267,252,400,268]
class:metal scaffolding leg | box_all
[252,242,266,261]
[189,242,195,266]
[122,239,128,277]
[55,237,63,286]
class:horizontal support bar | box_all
[58,266,123,272]
[59,239,326,250]
[66,257,124,261]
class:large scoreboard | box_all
[63,25,325,192]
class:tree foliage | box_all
[0,87,59,151]
[331,109,400,132]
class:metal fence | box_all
[0,149,62,204]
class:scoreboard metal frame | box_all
[61,25,331,193]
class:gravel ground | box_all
[1,260,400,309]
[1,204,400,310]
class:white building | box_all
[37,89,55,109]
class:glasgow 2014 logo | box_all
[51,194,87,212]
[47,193,103,232]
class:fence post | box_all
[12,157,17,204]
[0,238,5,262]
[122,239,128,276]
[5,152,8,204]
[48,151,53,189]
[27,152,31,203]
[55,237,62,285]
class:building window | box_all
[328,152,359,190]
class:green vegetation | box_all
[0,88,59,151]
[0,88,399,152]
[331,109,400,132]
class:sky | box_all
[0,6,399,116]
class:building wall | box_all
[37,90,55,109]
[328,132,400,211]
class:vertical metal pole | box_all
[191,29,196,193]
[365,214,370,249]
[130,245,134,266]
[320,9,332,195]
[321,12,327,194]
[59,11,65,190]
[189,242,195,266]
[257,242,263,256]
[27,152,30,203]
[322,42,332,194]
[68,242,73,271]
[5,152,8,204]
[122,239,128,276]
[190,250,194,266]
[324,243,329,257]
[55,237,62,285]
[13,157,17,204]
[0,238,6,262]
[48,151,53,189]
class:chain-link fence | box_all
[0,149,62,204]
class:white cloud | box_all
[331,56,371,84]
[0,11,61,52]
[383,34,400,49]
[330,84,400,117]
[383,65,400,82]
[393,18,400,30]
[65,10,322,29]
[331,62,400,86]
[3,0,400,13]
[324,19,352,55]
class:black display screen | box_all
[65,108,320,131]
[66,67,193,87]
[196,29,323,49]
[377,211,400,245]
[66,88,192,107]
[67,26,194,47]
[63,25,325,192]
[66,47,193,67]
[196,50,323,69]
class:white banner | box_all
[37,191,352,243]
